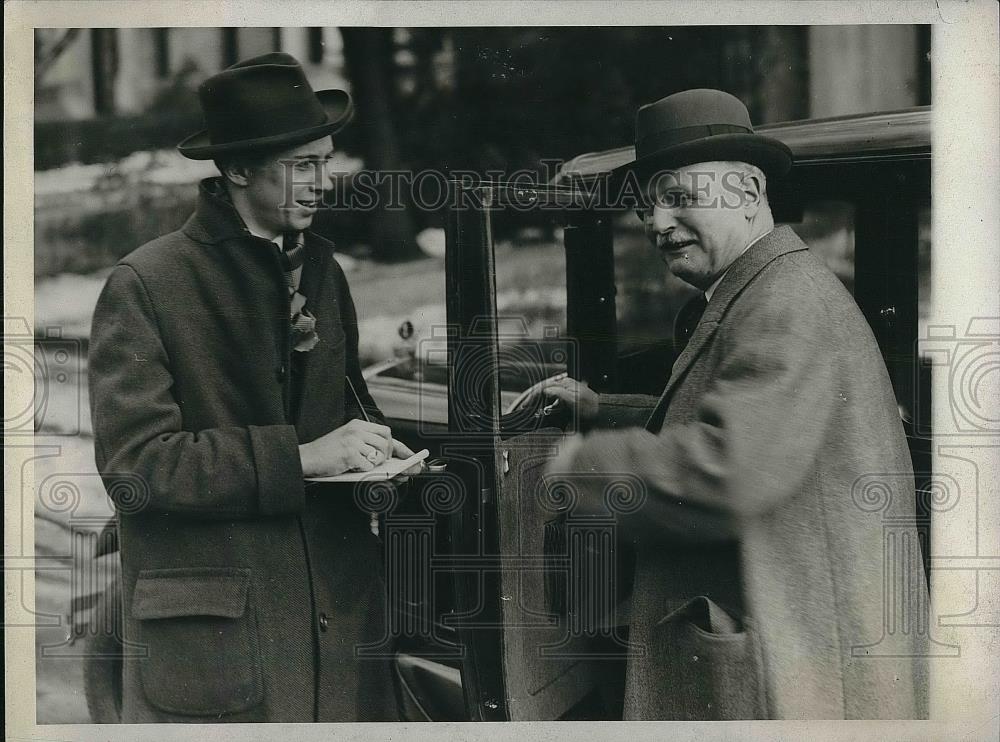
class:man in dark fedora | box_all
[89,52,417,722]
[543,89,928,719]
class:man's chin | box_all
[664,261,708,290]
[289,215,317,232]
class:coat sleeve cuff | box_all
[594,393,659,430]
[249,425,305,515]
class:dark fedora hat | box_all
[177,52,353,160]
[612,88,792,184]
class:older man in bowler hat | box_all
[89,53,418,722]
[543,89,928,719]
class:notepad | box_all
[306,449,430,483]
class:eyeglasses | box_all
[635,192,698,222]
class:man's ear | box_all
[742,171,764,219]
[218,160,252,188]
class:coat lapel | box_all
[644,226,809,431]
[297,231,333,302]
[289,231,339,433]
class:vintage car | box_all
[81,105,932,722]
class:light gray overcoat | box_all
[568,226,928,719]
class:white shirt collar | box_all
[704,229,773,302]
[246,229,302,289]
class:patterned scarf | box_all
[279,231,319,352]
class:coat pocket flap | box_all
[648,596,767,719]
[658,595,743,635]
[132,568,250,620]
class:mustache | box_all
[654,234,697,249]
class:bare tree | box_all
[34,28,81,85]
[340,27,420,263]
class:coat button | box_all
[276,364,286,382]
[318,613,329,632]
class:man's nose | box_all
[321,165,335,191]
[649,204,679,233]
[645,205,678,242]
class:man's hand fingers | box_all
[351,451,375,471]
[517,377,582,411]
[348,419,392,437]
[515,387,544,410]
[360,430,393,453]
[540,384,574,404]
[392,439,416,459]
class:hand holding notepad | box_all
[306,448,429,482]
[301,377,427,482]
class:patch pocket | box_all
[650,595,766,720]
[132,567,263,717]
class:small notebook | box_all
[306,449,430,483]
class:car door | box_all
[364,181,616,721]
[440,181,631,721]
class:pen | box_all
[347,376,386,536]
[347,375,391,455]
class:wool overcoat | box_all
[89,178,396,722]
[568,226,929,720]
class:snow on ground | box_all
[415,227,447,258]
[34,270,110,339]
[34,149,364,196]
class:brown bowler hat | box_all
[178,52,353,160]
[613,89,793,183]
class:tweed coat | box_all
[567,226,928,719]
[88,178,396,722]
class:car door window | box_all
[491,208,570,409]
[612,210,700,356]
[365,207,572,426]
[780,200,856,293]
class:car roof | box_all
[554,106,931,184]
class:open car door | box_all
[443,182,629,720]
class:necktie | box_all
[673,294,708,355]
[645,294,708,433]
[279,232,318,352]
[279,231,306,284]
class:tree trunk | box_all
[340,27,420,262]
[90,29,119,116]
[34,29,81,86]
